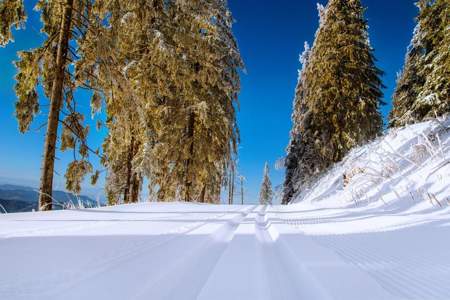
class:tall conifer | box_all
[259,163,273,205]
[390,0,449,127]
[2,1,101,210]
[283,0,384,203]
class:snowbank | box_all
[293,116,450,209]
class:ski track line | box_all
[279,208,450,300]
[48,206,257,300]
[0,219,118,239]
[271,210,396,300]
[196,206,331,300]
[314,236,424,299]
[0,208,231,239]
[257,208,333,300]
[131,205,258,300]
[0,206,249,300]
[196,205,273,300]
[315,234,450,299]
[278,213,450,275]
[327,236,445,300]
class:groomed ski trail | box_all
[1,202,450,300]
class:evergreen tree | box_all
[390,0,449,127]
[259,162,273,205]
[3,0,242,206]
[305,0,383,162]
[73,0,170,205]
[78,0,243,204]
[283,0,384,204]
[283,42,311,204]
[2,0,103,210]
[142,0,243,203]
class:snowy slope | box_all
[292,116,450,229]
[0,118,449,300]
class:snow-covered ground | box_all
[1,118,449,300]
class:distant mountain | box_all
[0,184,104,214]
[0,198,37,213]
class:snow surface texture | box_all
[1,118,449,300]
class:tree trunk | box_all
[131,173,140,203]
[228,169,234,205]
[123,136,135,204]
[240,177,244,205]
[199,184,206,203]
[38,0,74,211]
[184,112,195,202]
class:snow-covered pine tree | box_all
[73,0,172,205]
[143,0,243,203]
[282,42,311,204]
[389,23,425,127]
[259,162,273,205]
[2,0,102,210]
[390,0,449,127]
[283,0,384,204]
[103,119,144,205]
[304,0,384,162]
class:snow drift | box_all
[293,116,450,212]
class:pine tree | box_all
[305,0,383,161]
[283,42,311,204]
[259,162,273,205]
[283,0,384,204]
[141,0,242,203]
[77,0,242,204]
[3,1,102,210]
[390,0,449,126]
[73,0,170,205]
[389,21,426,127]
[4,0,242,206]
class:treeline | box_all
[283,0,449,204]
[1,0,242,209]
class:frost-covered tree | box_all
[2,0,103,210]
[305,0,384,161]
[141,0,243,203]
[3,0,242,206]
[79,0,242,204]
[282,42,311,204]
[259,163,273,205]
[283,0,384,204]
[78,1,165,205]
[390,0,449,127]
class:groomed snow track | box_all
[1,202,450,300]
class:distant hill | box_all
[0,184,103,213]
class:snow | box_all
[1,118,449,299]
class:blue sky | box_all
[0,0,417,203]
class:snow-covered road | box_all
[1,202,450,300]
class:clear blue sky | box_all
[0,0,417,203]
